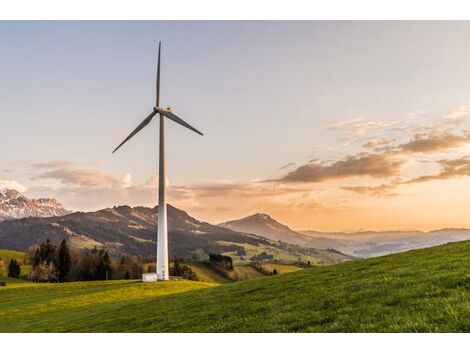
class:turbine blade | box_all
[112,110,157,153]
[156,41,161,107]
[156,109,204,136]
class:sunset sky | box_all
[2,21,470,231]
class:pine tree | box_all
[57,239,71,282]
[7,259,21,278]
[39,239,56,265]
[32,247,41,268]
[95,251,112,280]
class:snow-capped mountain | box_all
[0,189,70,221]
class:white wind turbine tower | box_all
[113,42,203,281]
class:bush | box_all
[32,262,57,282]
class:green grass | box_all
[0,249,26,262]
[183,263,230,283]
[261,263,303,274]
[0,249,30,279]
[227,265,264,281]
[4,240,470,331]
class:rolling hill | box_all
[2,240,470,332]
[0,205,351,264]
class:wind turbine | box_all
[112,42,203,281]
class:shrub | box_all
[32,262,57,282]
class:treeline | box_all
[207,254,235,281]
[146,259,198,281]
[29,239,143,282]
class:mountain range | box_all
[219,212,470,257]
[0,190,351,264]
[1,188,470,259]
[0,189,70,221]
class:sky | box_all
[2,21,470,231]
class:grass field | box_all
[226,264,264,281]
[0,249,26,262]
[4,240,470,332]
[184,263,230,283]
[0,249,30,279]
[261,263,303,274]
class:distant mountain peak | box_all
[219,212,311,245]
[0,189,70,221]
[247,212,275,221]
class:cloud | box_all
[168,181,326,223]
[327,117,364,130]
[441,106,470,125]
[342,183,400,197]
[28,160,158,210]
[362,138,394,150]
[396,130,470,154]
[279,123,470,186]
[32,167,123,188]
[0,179,27,193]
[278,153,404,183]
[403,157,470,184]
[343,157,470,196]
[32,160,76,170]
[279,162,296,170]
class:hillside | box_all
[0,205,350,264]
[2,240,470,332]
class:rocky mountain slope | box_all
[0,189,70,221]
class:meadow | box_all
[3,240,470,332]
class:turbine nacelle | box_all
[112,42,203,154]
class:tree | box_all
[32,262,57,282]
[95,251,112,280]
[7,259,21,278]
[37,239,56,266]
[0,259,5,277]
[170,259,198,281]
[209,254,233,271]
[57,239,71,282]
